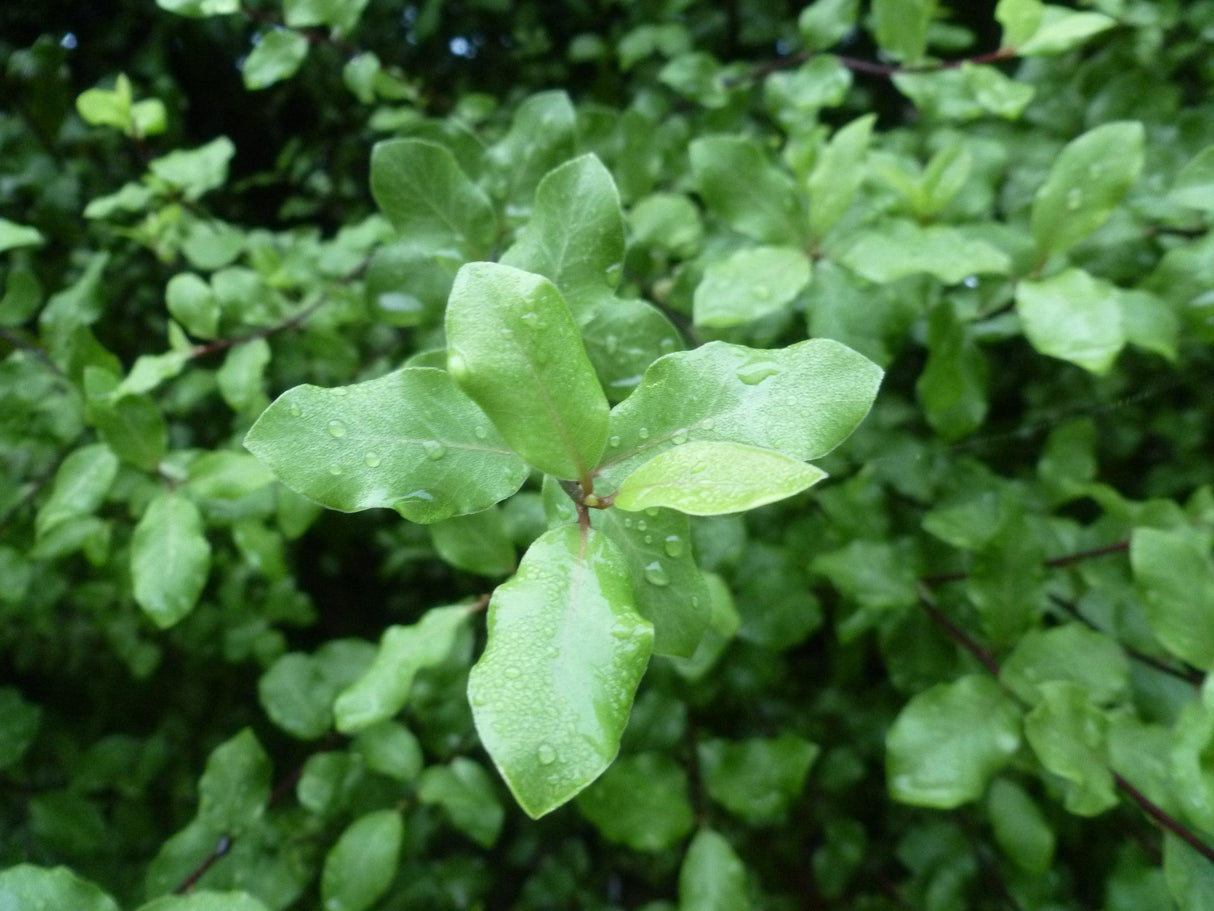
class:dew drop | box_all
[605,334,619,355]
[737,361,780,385]
[623,517,633,528]
[537,743,557,765]
[638,427,650,440]
[644,534,653,544]
[364,451,382,467]
[327,420,347,438]
[448,352,469,379]
[288,403,302,417]
[471,692,487,707]
[700,418,715,430]
[423,440,447,461]
[672,429,688,445]
[545,645,559,659]
[503,666,521,680]
[474,425,488,440]
[644,507,660,517]
[636,520,647,532]
[1065,187,1084,211]
[328,465,344,476]
[330,387,348,397]
[501,326,514,338]
[691,461,708,474]
[609,435,621,447]
[643,561,670,586]
[664,535,684,557]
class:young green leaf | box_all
[370,139,497,259]
[1169,145,1214,212]
[576,752,695,851]
[698,735,819,823]
[88,394,167,472]
[131,493,211,628]
[486,90,577,207]
[987,778,1055,873]
[999,624,1130,707]
[446,263,609,481]
[598,339,882,489]
[320,810,403,911]
[808,113,876,239]
[1017,9,1115,56]
[835,219,1011,284]
[873,0,934,62]
[581,297,684,403]
[1030,121,1144,257]
[417,758,505,847]
[1016,268,1125,374]
[197,728,271,834]
[1023,681,1117,816]
[501,154,625,321]
[690,136,809,245]
[244,368,529,524]
[35,443,119,538]
[467,525,654,818]
[613,441,827,516]
[1130,527,1214,671]
[678,829,751,911]
[692,246,811,329]
[241,29,309,90]
[135,893,271,911]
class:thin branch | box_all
[1115,773,1214,865]
[920,539,1129,587]
[730,46,1017,86]
[0,327,67,379]
[173,834,231,894]
[917,583,1001,676]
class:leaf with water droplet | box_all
[1030,121,1143,257]
[468,526,653,817]
[614,441,827,516]
[581,297,684,403]
[245,367,528,524]
[447,263,609,480]
[693,245,811,328]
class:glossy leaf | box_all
[679,829,750,911]
[320,810,403,911]
[1030,121,1144,257]
[1023,681,1117,816]
[690,136,808,245]
[370,139,496,259]
[131,493,211,628]
[1016,268,1125,374]
[351,721,422,782]
[429,505,515,577]
[1000,624,1129,707]
[334,604,469,733]
[582,297,684,403]
[486,90,577,207]
[197,728,271,833]
[467,526,654,817]
[501,154,625,320]
[417,758,504,847]
[576,752,694,851]
[693,245,810,328]
[446,262,609,480]
[886,675,1021,808]
[836,219,1011,284]
[258,640,376,739]
[35,443,119,538]
[614,441,827,516]
[598,339,882,488]
[1018,9,1115,56]
[808,114,876,239]
[242,29,308,90]
[244,368,528,523]
[1130,527,1214,671]
[699,735,819,823]
[0,865,119,911]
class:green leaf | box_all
[417,758,504,847]
[699,735,819,823]
[0,687,41,771]
[659,52,730,109]
[0,218,46,253]
[916,302,988,441]
[467,526,654,817]
[370,139,497,259]
[75,74,133,131]
[598,339,882,489]
[131,493,212,628]
[996,0,1043,47]
[811,539,918,610]
[148,137,235,200]
[35,443,119,538]
[613,441,827,516]
[808,114,876,239]
[0,268,42,326]
[764,57,852,129]
[887,675,1021,808]
[258,640,376,739]
[999,624,1129,707]
[487,90,578,207]
[986,778,1055,872]
[350,721,423,782]
[429,506,516,577]
[155,0,239,16]
[581,298,684,403]
[693,246,810,329]
[1164,834,1214,911]
[798,0,861,52]
[678,830,750,911]
[242,29,309,90]
[1016,268,1125,374]
[446,263,609,481]
[197,728,271,833]
[135,893,271,911]
[334,604,469,733]
[1130,527,1214,671]
[217,337,271,413]
[1116,289,1179,362]
[501,154,625,321]
[1017,9,1116,56]
[1170,701,1214,833]
[0,865,119,911]
[873,0,935,62]
[629,192,703,259]
[690,136,809,245]
[1030,121,1144,257]
[185,451,275,500]
[166,273,220,339]
[576,752,694,851]
[668,572,740,680]
[1023,681,1117,816]
[1169,145,1214,212]
[284,0,370,32]
[835,219,1011,284]
[320,810,403,911]
[244,368,529,523]
[590,502,709,657]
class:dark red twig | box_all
[732,46,1017,85]
[173,834,231,894]
[921,539,1129,587]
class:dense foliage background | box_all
[3,0,1214,908]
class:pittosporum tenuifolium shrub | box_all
[2,0,1214,909]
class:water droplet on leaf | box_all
[330,387,348,397]
[503,666,521,680]
[474,425,488,440]
[700,418,715,430]
[328,465,343,476]
[537,743,557,765]
[327,420,347,438]
[1065,187,1084,211]
[638,427,650,440]
[643,561,670,586]
[737,361,780,385]
[672,429,688,445]
[422,440,447,460]
[288,403,302,417]
[636,520,647,531]
[364,451,382,467]
[664,535,684,557]
[609,435,621,447]
[447,352,468,379]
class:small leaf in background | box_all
[242,29,309,90]
[370,139,497,259]
[1016,268,1125,374]
[1130,527,1214,671]
[916,302,988,441]
[417,758,504,847]
[798,0,860,51]
[995,0,1043,48]
[886,674,1021,808]
[811,539,919,611]
[1168,701,1214,834]
[196,728,271,834]
[35,443,119,538]
[835,219,1010,284]
[284,0,371,32]
[807,113,875,239]
[165,273,220,339]
[131,493,211,628]
[501,154,625,320]
[87,392,167,472]
[148,137,235,200]
[320,809,403,911]
[0,267,42,326]
[690,136,809,245]
[986,778,1055,872]
[576,752,694,851]
[581,298,684,404]
[1030,121,1144,257]
[155,0,239,16]
[999,624,1129,707]
[1017,9,1116,56]
[244,368,529,524]
[872,0,933,62]
[613,441,827,516]
[1165,832,1214,911]
[334,604,469,733]
[628,192,703,260]
[134,892,271,911]
[0,864,119,911]
[692,245,810,329]
[429,505,516,577]
[486,90,577,208]
[678,829,750,911]
[467,526,653,817]
[0,218,46,253]
[217,337,271,414]
[0,687,41,771]
[1116,289,1179,362]
[446,263,609,481]
[1023,681,1117,816]
[659,52,730,109]
[350,721,423,782]
[258,639,376,740]
[699,735,819,824]
[667,572,740,680]
[1168,144,1214,212]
